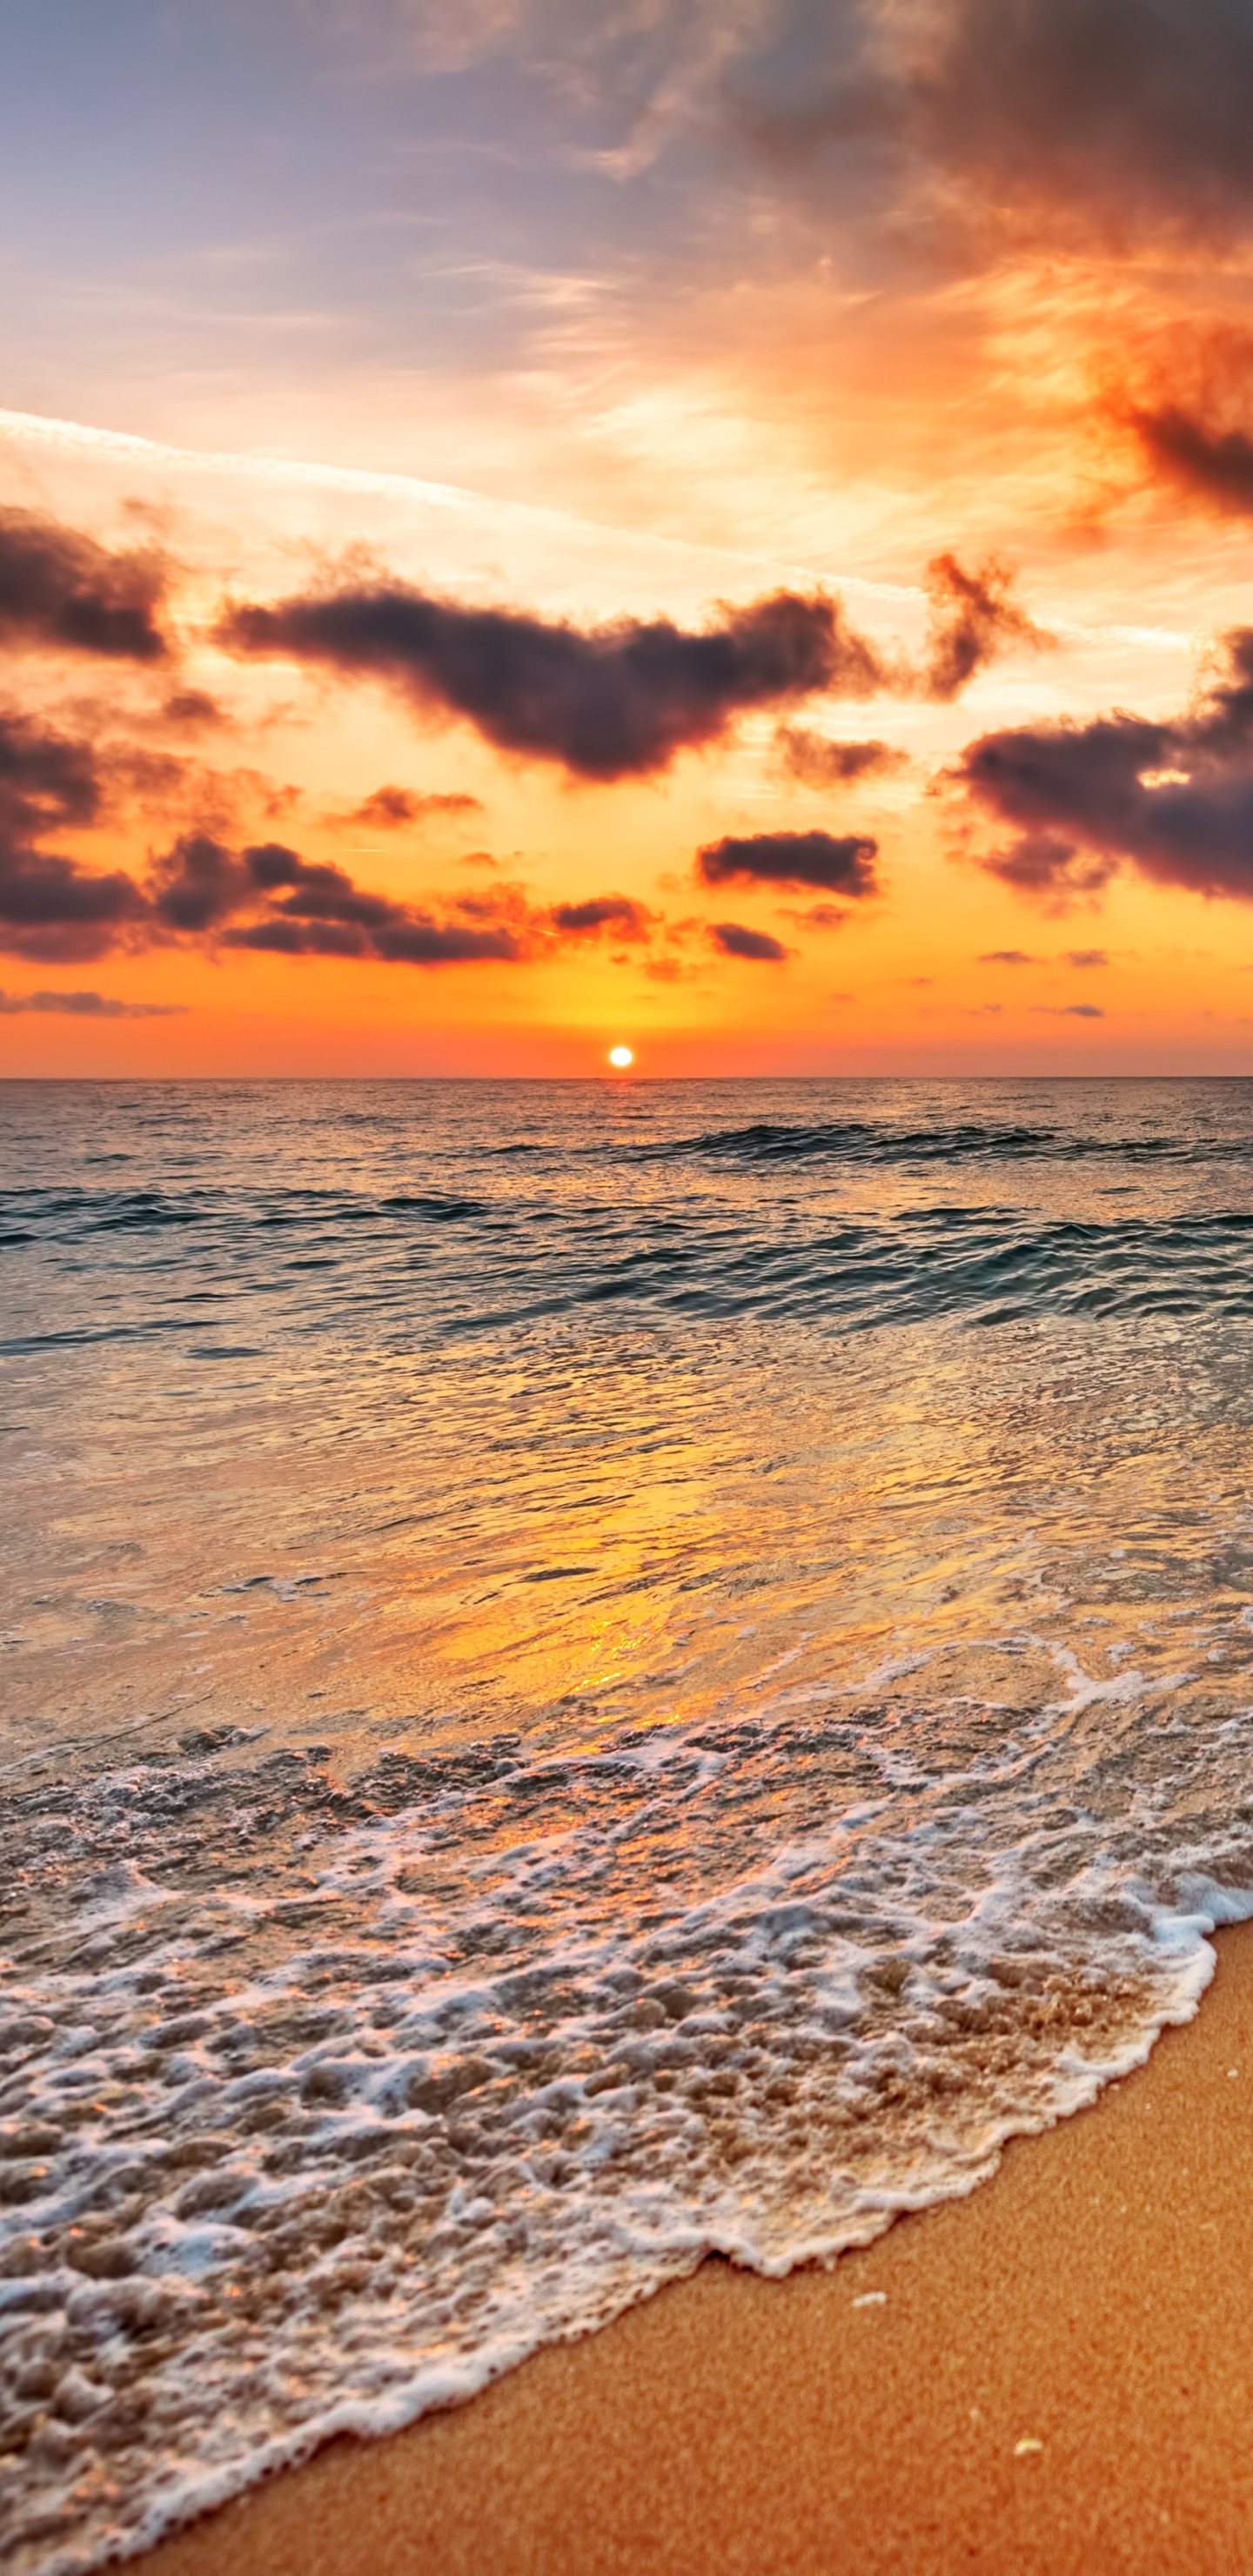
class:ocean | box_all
[6,1075,1253,2569]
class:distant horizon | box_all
[6,1069,1253,1088]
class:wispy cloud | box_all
[0,987,184,1017]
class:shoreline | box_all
[132,1916,1253,2576]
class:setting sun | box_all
[608,1046,634,1069]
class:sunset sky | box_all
[5,0,1253,1076]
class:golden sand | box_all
[137,1919,1253,2575]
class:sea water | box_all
[6,1076,1253,2568]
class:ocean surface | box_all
[6,1075,1253,2568]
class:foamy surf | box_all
[5,1635,1253,2572]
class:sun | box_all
[608,1045,634,1069]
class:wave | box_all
[7,1197,1253,1355]
[636,1117,1253,1170]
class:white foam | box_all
[4,1641,1253,2573]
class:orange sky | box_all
[5,3,1253,1076]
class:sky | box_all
[5,0,1253,1076]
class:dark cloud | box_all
[774,725,908,788]
[149,832,250,934]
[977,833,1116,910]
[0,508,170,662]
[161,691,224,731]
[548,894,654,939]
[0,863,150,965]
[902,0,1253,244]
[1112,325,1253,518]
[0,724,538,967]
[224,914,524,963]
[216,580,885,782]
[342,784,484,828]
[708,922,791,962]
[1038,1003,1105,1018]
[0,987,183,1018]
[976,949,1040,964]
[0,711,148,963]
[954,626,1253,908]
[149,833,532,963]
[920,554,1054,702]
[697,826,880,896]
[737,0,1253,250]
[1065,948,1109,968]
[144,832,678,969]
[1125,401,1253,515]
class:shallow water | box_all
[6,1077,1253,2570]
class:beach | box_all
[133,1915,1253,2576]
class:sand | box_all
[135,1919,1253,2576]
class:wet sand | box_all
[137,1919,1253,2576]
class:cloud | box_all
[432,3,1253,252]
[0,987,183,1017]
[919,553,1054,702]
[1036,1003,1105,1018]
[149,832,249,934]
[146,834,533,963]
[1124,401,1253,516]
[734,0,1253,252]
[975,833,1116,911]
[901,0,1253,245]
[0,727,774,976]
[216,579,885,781]
[779,902,852,929]
[109,826,680,971]
[161,691,224,731]
[0,710,150,962]
[953,625,1253,909]
[976,949,1040,964]
[0,507,170,661]
[1065,948,1108,968]
[0,728,544,966]
[697,826,880,896]
[1112,325,1253,519]
[548,893,655,939]
[225,913,524,963]
[774,726,908,788]
[340,783,484,828]
[708,921,791,962]
[0,710,100,833]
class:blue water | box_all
[5,1078,1253,2571]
